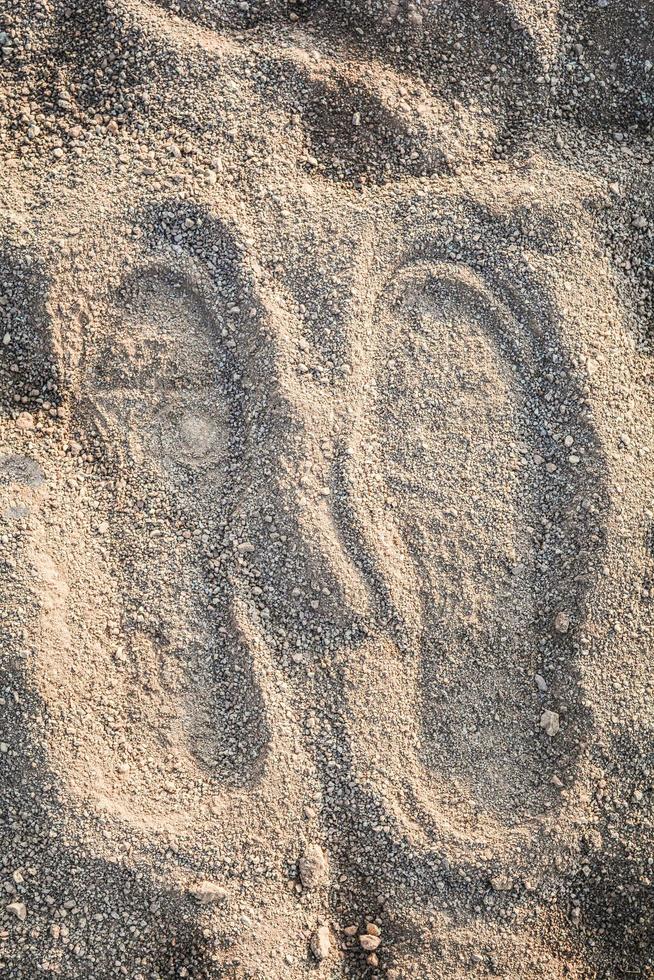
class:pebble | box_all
[535,673,548,692]
[6,901,26,921]
[554,611,570,634]
[189,881,228,904]
[299,844,329,890]
[16,412,34,431]
[310,925,331,961]
[540,709,560,737]
[359,933,381,952]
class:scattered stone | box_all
[15,412,35,431]
[299,844,329,890]
[310,925,331,960]
[540,709,560,737]
[6,901,26,921]
[554,611,570,634]
[189,881,228,904]
[359,933,381,952]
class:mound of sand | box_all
[1,0,653,977]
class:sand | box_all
[1,0,653,977]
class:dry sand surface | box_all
[1,0,654,977]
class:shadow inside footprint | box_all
[0,245,62,416]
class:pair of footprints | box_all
[30,253,603,856]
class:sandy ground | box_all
[1,0,654,977]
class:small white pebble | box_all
[6,901,26,921]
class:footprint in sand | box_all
[340,254,607,855]
[87,266,271,778]
[25,262,284,832]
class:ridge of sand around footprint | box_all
[4,237,309,847]
[301,185,624,876]
[341,256,603,846]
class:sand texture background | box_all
[1,0,654,976]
